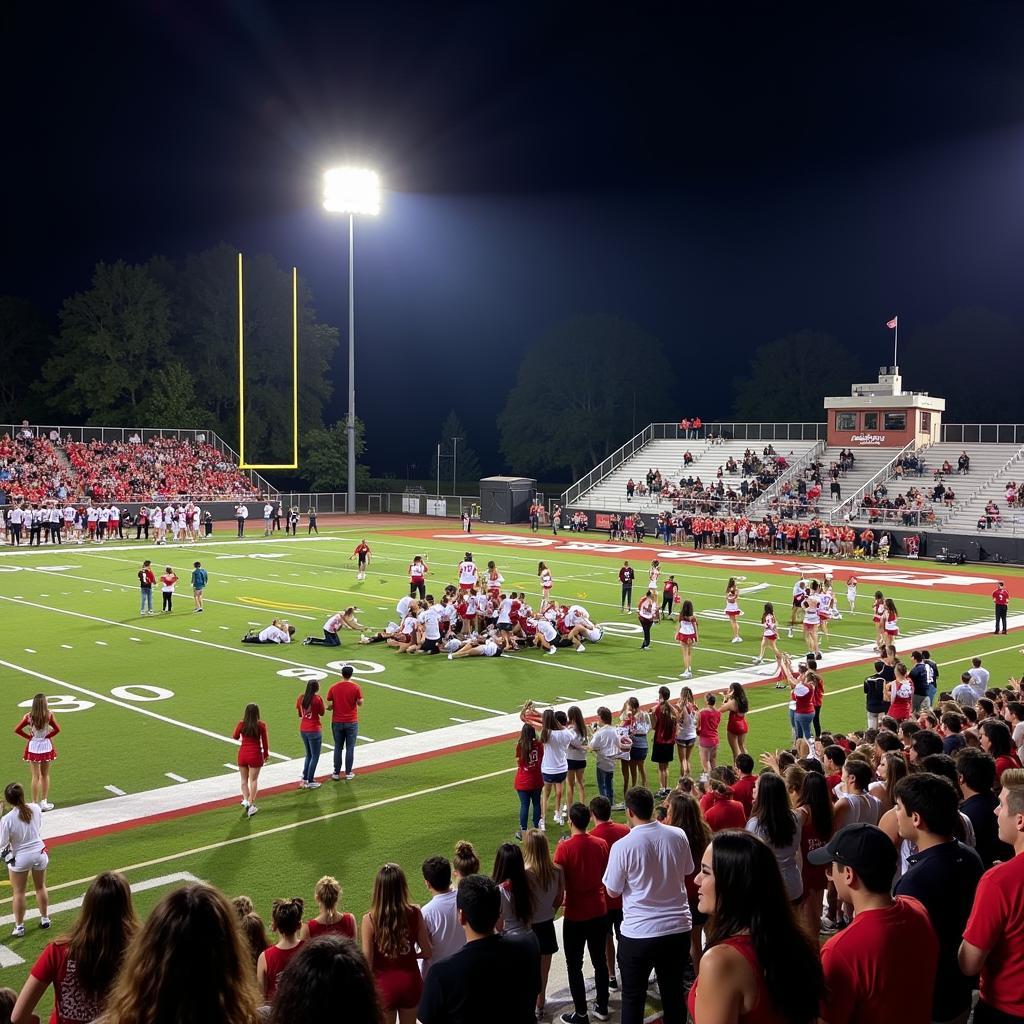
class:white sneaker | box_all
[40,801,54,811]
[241,799,249,808]
[246,805,258,818]
[731,636,742,644]
[681,669,692,679]
[787,628,794,638]
[538,819,546,831]
[345,773,355,780]
[39,916,51,929]
[576,644,585,652]
[306,781,321,790]
[11,924,24,938]
[448,653,454,660]
[545,647,557,655]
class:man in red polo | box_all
[993,580,1010,635]
[326,665,363,781]
[589,796,629,993]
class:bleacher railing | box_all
[275,492,479,518]
[941,424,1024,445]
[3,423,276,497]
[704,422,828,442]
[750,440,827,512]
[828,440,917,525]
[562,424,655,507]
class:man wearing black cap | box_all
[810,823,938,1024]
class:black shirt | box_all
[961,792,1014,868]
[863,673,889,713]
[909,662,931,697]
[893,840,983,1019]
[419,932,540,1024]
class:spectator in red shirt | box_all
[730,754,756,818]
[960,768,1024,1023]
[12,870,138,1024]
[702,779,748,832]
[554,803,610,1024]
[810,823,938,1024]
[589,796,629,991]
[981,720,1022,785]
[513,724,543,838]
[326,665,363,781]
[993,580,1010,635]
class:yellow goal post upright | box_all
[237,251,300,470]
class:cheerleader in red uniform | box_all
[676,600,699,679]
[299,875,357,941]
[872,590,887,651]
[257,898,304,1003]
[15,693,59,811]
[233,703,269,818]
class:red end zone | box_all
[390,528,1008,595]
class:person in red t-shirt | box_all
[589,796,629,991]
[13,870,137,1024]
[513,724,543,838]
[233,703,269,818]
[326,665,363,781]
[702,779,748,832]
[295,681,325,789]
[554,803,611,1023]
[810,823,938,1024]
[993,580,1010,634]
[959,769,1024,1022]
[730,754,757,817]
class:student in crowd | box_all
[690,830,823,1024]
[745,772,803,904]
[232,703,269,818]
[522,830,565,1018]
[959,768,1024,1024]
[651,688,678,797]
[981,719,1022,784]
[268,933,383,1024]
[418,874,541,1024]
[603,786,694,1024]
[513,723,543,840]
[554,804,610,1024]
[664,792,712,976]
[957,748,1014,868]
[295,680,325,790]
[362,863,432,1024]
[730,753,757,818]
[298,876,356,942]
[492,844,534,939]
[99,882,260,1024]
[588,797,627,993]
[721,683,749,760]
[702,778,748,833]
[565,706,590,811]
[810,823,939,1024]
[1,783,49,938]
[893,774,983,1024]
[238,913,269,978]
[257,898,304,1004]
[588,708,629,806]
[11,871,137,1024]
[795,771,834,937]
[453,841,480,883]
[696,694,722,776]
[419,856,465,979]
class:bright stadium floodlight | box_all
[323,166,381,514]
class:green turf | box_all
[1,523,1021,1006]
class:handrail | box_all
[562,423,654,506]
[940,423,1024,445]
[943,441,1024,521]
[829,440,917,524]
[750,440,826,512]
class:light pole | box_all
[323,167,380,514]
[452,437,461,496]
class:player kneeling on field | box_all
[242,619,295,644]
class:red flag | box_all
[886,316,898,329]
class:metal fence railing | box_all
[940,424,1024,445]
[829,440,917,524]
[274,492,481,518]
[704,422,828,442]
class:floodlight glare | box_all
[323,167,381,215]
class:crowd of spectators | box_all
[0,431,258,503]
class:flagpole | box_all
[894,318,898,368]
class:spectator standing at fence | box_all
[234,502,248,537]
[307,507,318,534]
[993,580,1010,635]
[263,500,274,536]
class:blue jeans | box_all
[596,768,615,802]
[332,722,359,775]
[140,587,152,613]
[794,712,815,740]
[517,789,541,831]
[300,732,322,783]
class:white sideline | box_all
[31,614,1024,843]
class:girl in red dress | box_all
[361,864,432,1024]
[299,875,357,941]
[15,693,59,810]
[233,703,269,818]
[257,898,304,1004]
[722,683,749,759]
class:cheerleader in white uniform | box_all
[872,591,887,651]
[675,600,699,679]
[757,602,781,668]
[802,586,822,661]
[537,562,553,603]
[724,577,742,643]
[846,576,858,614]
[818,587,834,646]
[14,694,59,811]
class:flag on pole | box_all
[886,316,898,329]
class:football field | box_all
[1,519,1022,1001]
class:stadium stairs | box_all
[923,442,1024,533]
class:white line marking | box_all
[61,644,73,649]
[129,637,142,642]
[657,676,679,682]
[617,684,634,690]
[95,640,108,646]
[223,763,239,771]
[24,649,35,654]
[450,717,469,723]
[555,695,578,702]
[189,628,202,633]
[248,621,261,626]
[584,690,605,696]
[39,593,49,597]
[165,773,188,782]
[104,784,127,796]
[356,735,375,743]
[394,726,416,734]
[0,944,24,967]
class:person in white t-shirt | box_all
[418,856,465,979]
[603,786,693,1024]
[415,602,443,655]
[263,501,274,536]
[967,657,990,698]
[457,554,478,591]
[151,505,164,544]
[304,611,344,647]
[242,620,295,644]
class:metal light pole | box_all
[452,437,460,496]
[322,167,381,515]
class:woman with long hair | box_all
[674,687,698,779]
[676,600,699,679]
[296,680,325,789]
[269,934,383,1024]
[233,703,269,817]
[690,831,823,1024]
[100,882,259,1024]
[622,698,650,790]
[745,773,803,904]
[724,578,742,643]
[696,694,722,776]
[664,792,712,974]
[872,590,887,651]
[12,870,137,1023]
[238,913,269,976]
[794,772,833,937]
[492,843,535,935]
[538,562,553,603]
[868,750,908,814]
[522,830,564,1019]
[257,897,305,1003]
[564,706,589,812]
[299,876,356,941]
[521,704,574,829]
[981,718,1022,783]
[884,663,914,723]
[651,688,678,796]
[1,782,49,937]
[638,588,657,650]
[756,602,779,665]
[361,864,431,1024]
[883,598,900,644]
[722,683,749,759]
[14,693,59,810]
[513,723,543,839]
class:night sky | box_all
[5,1,1024,476]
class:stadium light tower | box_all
[323,167,381,514]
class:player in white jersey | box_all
[458,553,478,591]
[787,578,807,638]
[151,505,164,544]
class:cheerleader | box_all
[883,598,900,645]
[817,584,833,646]
[674,687,698,778]
[724,577,742,643]
[485,561,504,601]
[721,682,749,759]
[846,576,858,614]
[756,602,780,667]
[872,591,887,651]
[676,600,698,679]
[538,562,553,602]
[648,559,662,593]
[14,694,59,810]
[408,556,428,600]
[802,583,822,661]
[233,702,269,818]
